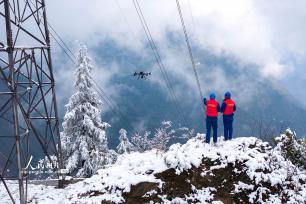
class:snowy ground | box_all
[0,134,305,204]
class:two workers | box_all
[203,92,236,144]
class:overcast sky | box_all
[46,0,306,108]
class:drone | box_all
[0,42,4,48]
[133,71,151,80]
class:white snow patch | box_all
[0,135,305,203]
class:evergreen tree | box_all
[61,45,110,177]
[116,129,135,154]
[275,129,306,170]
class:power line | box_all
[175,0,205,115]
[114,0,138,38]
[43,0,189,129]
[47,29,137,133]
[48,31,136,132]
[186,0,197,35]
[26,0,77,64]
[49,32,76,64]
[48,23,76,59]
[27,0,137,134]
[132,0,189,127]
[32,0,188,130]
[91,78,136,134]
[53,37,136,133]
[51,35,136,133]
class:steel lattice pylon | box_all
[0,0,63,203]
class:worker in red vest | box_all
[203,93,220,144]
[221,92,236,140]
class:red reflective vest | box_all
[223,99,235,115]
[206,99,219,117]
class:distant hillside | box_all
[2,41,306,147]
[87,42,306,147]
[1,131,305,203]
[2,41,306,177]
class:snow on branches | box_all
[275,129,306,169]
[152,121,175,151]
[61,45,112,177]
[117,129,135,154]
[131,121,191,152]
[131,131,152,152]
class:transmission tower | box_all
[0,0,63,203]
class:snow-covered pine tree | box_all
[61,45,111,177]
[275,129,306,169]
[152,121,175,151]
[116,129,135,154]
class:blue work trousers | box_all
[223,115,234,140]
[206,117,218,143]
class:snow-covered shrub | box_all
[275,129,306,169]
[152,121,175,151]
[131,121,191,152]
[1,135,305,203]
[78,150,117,177]
[61,45,112,177]
[117,129,135,154]
[179,127,195,139]
[131,131,152,152]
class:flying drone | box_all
[133,71,151,80]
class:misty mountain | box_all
[1,39,306,163]
[81,40,306,148]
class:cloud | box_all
[48,0,306,79]
[53,46,122,114]
[46,0,306,110]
